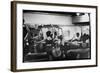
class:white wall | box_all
[24,13,72,25]
[0,0,99,73]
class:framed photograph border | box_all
[11,1,98,72]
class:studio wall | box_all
[24,13,73,25]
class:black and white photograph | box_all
[11,1,97,71]
[23,10,91,62]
